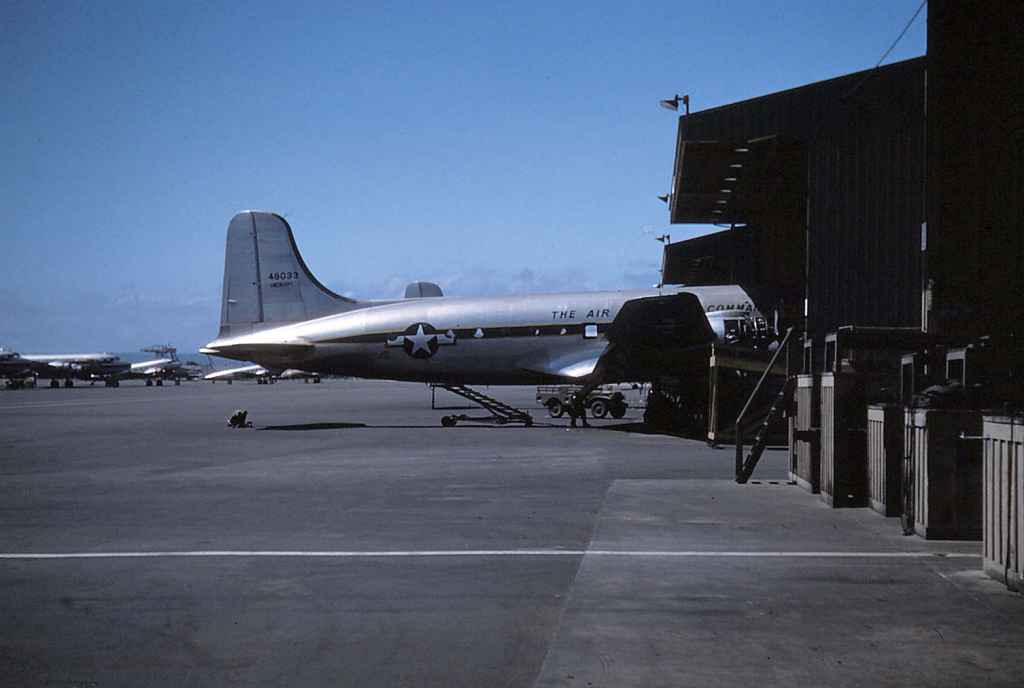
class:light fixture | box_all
[655,234,671,244]
[657,194,671,203]
[659,94,690,115]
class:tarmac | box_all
[1,379,1023,687]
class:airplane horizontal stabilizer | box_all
[200,341,315,364]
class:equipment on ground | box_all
[437,385,533,427]
[536,384,629,419]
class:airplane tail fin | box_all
[218,211,359,338]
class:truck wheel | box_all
[547,400,565,418]
[590,399,608,418]
[610,405,626,419]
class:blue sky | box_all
[1,0,927,352]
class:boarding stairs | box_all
[735,327,798,483]
[436,385,534,427]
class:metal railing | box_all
[735,327,797,483]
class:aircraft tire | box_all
[146,379,153,387]
[546,400,564,418]
[590,399,608,419]
[441,416,457,427]
[156,379,163,387]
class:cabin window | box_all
[583,324,598,339]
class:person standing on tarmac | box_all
[567,392,590,429]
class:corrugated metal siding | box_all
[927,2,1024,338]
[867,405,902,516]
[675,58,926,336]
[820,374,836,501]
[792,374,819,492]
[908,409,983,540]
[983,417,1024,587]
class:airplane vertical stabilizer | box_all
[218,211,359,338]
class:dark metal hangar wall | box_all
[927,2,1024,340]
[665,57,927,339]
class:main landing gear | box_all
[437,385,534,427]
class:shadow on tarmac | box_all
[598,421,695,438]
[260,422,368,431]
[259,421,564,431]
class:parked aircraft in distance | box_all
[123,346,199,386]
[205,363,268,384]
[202,211,770,423]
[204,363,320,384]
[9,351,130,387]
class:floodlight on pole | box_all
[658,94,690,115]
[657,194,671,204]
[655,234,672,288]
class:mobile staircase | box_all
[437,385,534,427]
[735,327,798,483]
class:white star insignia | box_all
[406,324,436,356]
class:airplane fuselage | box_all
[204,285,757,385]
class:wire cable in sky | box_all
[876,0,927,68]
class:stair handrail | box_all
[735,327,796,481]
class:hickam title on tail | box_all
[202,211,771,423]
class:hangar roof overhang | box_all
[668,135,806,224]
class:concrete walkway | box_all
[535,480,1024,688]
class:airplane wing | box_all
[519,342,609,379]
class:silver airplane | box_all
[202,211,768,420]
[12,352,131,387]
[204,363,268,384]
[204,363,321,384]
[124,346,194,385]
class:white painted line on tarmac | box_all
[0,550,981,560]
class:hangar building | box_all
[662,0,1022,388]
